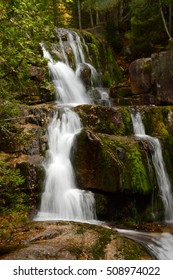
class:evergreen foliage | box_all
[130,0,167,56]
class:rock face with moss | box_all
[0,221,153,260]
[2,103,171,224]
[72,104,161,222]
[0,103,54,217]
[140,106,173,185]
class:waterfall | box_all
[35,31,99,222]
[131,111,173,222]
[55,28,108,103]
[116,228,173,260]
[36,108,96,221]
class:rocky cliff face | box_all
[0,103,54,216]
[128,46,173,105]
[72,104,173,222]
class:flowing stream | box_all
[36,30,97,222]
[116,228,173,260]
[36,29,173,259]
[111,110,173,260]
[131,110,173,222]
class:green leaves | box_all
[130,0,167,56]
[0,159,26,213]
[0,0,53,105]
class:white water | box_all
[36,31,98,222]
[131,111,173,222]
[117,228,173,260]
[56,30,69,66]
[36,108,96,221]
[56,28,107,101]
[67,31,85,67]
[49,61,90,105]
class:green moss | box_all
[81,31,122,87]
[89,227,112,259]
[141,106,173,188]
[102,70,113,87]
[67,246,83,259]
[117,107,132,135]
[142,106,171,138]
[107,47,122,83]
[117,88,132,97]
[119,237,149,260]
[88,43,100,69]
[101,137,151,194]
[109,122,117,135]
[125,145,151,193]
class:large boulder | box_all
[76,63,91,89]
[151,50,173,104]
[129,58,152,95]
[128,47,173,105]
[72,105,159,222]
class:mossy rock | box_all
[72,129,158,222]
[75,104,133,136]
[141,106,173,138]
[77,30,123,86]
[0,221,153,260]
[72,104,166,222]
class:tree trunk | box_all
[96,11,99,25]
[52,0,58,26]
[159,0,172,40]
[77,0,82,30]
[169,4,172,35]
[90,11,94,28]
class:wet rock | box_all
[75,104,131,135]
[76,63,91,89]
[0,222,153,260]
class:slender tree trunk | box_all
[52,0,58,26]
[90,11,94,27]
[77,0,82,30]
[96,10,99,25]
[169,4,172,35]
[159,0,172,40]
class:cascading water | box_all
[36,108,96,221]
[56,28,109,105]
[35,30,98,222]
[116,228,173,260]
[130,110,173,222]
[36,29,173,259]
